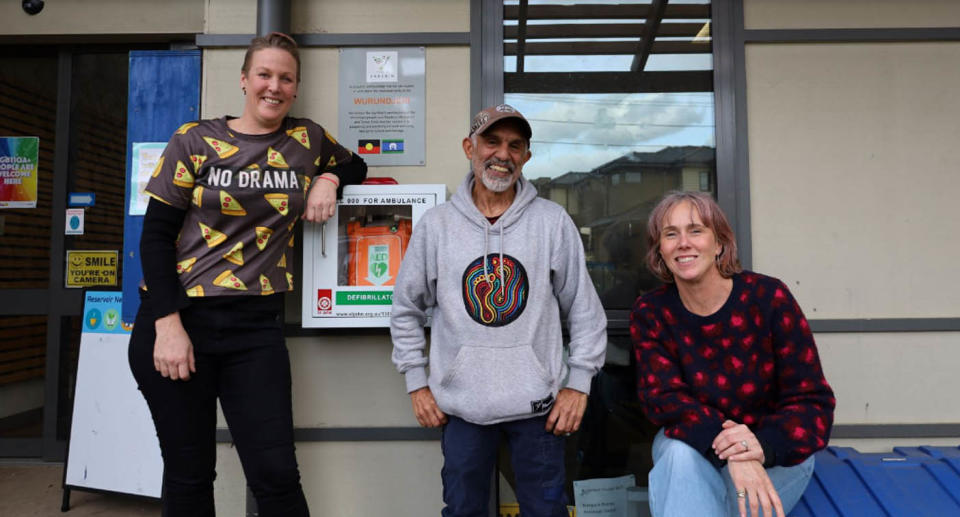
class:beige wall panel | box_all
[215,442,443,515]
[746,42,960,318]
[205,47,469,193]
[288,336,418,427]
[206,0,256,34]
[201,49,246,120]
[214,444,246,517]
[292,0,469,33]
[0,0,202,35]
[744,0,960,29]
[816,332,960,425]
[199,44,470,425]
[297,442,443,515]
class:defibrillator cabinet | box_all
[301,183,445,328]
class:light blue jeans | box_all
[648,429,815,517]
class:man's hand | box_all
[153,312,196,381]
[302,173,338,223]
[545,388,588,436]
[713,419,765,463]
[728,459,785,517]
[410,387,448,428]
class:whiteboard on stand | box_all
[64,291,162,498]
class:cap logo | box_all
[470,112,490,135]
[495,104,516,113]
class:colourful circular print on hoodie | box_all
[461,253,528,327]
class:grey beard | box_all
[481,169,513,192]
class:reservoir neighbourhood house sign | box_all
[338,47,426,167]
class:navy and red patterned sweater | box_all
[631,271,835,468]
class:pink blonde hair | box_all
[644,191,742,282]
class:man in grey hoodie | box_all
[390,104,607,517]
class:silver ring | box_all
[736,489,746,499]
[740,440,749,451]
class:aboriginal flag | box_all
[358,139,381,154]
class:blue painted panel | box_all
[789,446,960,517]
[122,51,201,323]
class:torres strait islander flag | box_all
[358,139,380,154]
[382,139,404,154]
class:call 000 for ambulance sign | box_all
[66,250,119,288]
[302,184,445,328]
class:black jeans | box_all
[129,292,309,517]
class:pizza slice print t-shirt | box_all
[144,117,352,298]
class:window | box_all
[498,0,717,501]
[504,0,716,310]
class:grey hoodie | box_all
[390,171,607,425]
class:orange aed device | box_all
[346,219,412,286]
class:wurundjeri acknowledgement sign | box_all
[338,47,425,167]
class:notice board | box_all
[122,50,202,324]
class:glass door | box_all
[0,47,132,459]
[0,49,59,455]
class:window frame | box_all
[474,0,747,328]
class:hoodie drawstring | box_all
[498,219,505,299]
[483,222,490,283]
[482,218,506,299]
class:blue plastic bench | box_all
[789,445,960,517]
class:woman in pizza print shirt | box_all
[631,191,834,517]
[128,33,366,517]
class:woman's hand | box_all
[153,312,196,381]
[713,419,765,463]
[303,173,339,223]
[728,459,785,517]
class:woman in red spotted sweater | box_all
[631,191,834,517]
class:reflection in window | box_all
[504,0,715,310]
[507,91,715,308]
[501,0,716,498]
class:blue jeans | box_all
[648,429,814,517]
[440,415,568,517]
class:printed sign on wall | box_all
[129,142,166,215]
[66,250,119,288]
[338,47,426,167]
[65,208,85,235]
[0,136,39,208]
[80,291,132,334]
